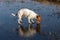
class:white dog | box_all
[12,8,40,24]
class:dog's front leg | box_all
[31,19,34,24]
[28,17,31,24]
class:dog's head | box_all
[36,15,40,24]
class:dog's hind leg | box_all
[18,18,22,25]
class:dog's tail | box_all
[11,13,17,16]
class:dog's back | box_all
[18,8,37,18]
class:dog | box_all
[12,8,41,24]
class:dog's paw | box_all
[28,22,32,25]
[18,23,22,25]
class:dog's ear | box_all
[36,15,40,18]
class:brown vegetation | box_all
[34,0,60,4]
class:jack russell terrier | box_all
[12,8,41,24]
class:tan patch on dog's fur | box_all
[36,15,40,23]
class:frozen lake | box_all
[0,1,60,40]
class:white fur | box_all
[12,8,38,24]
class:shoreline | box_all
[33,0,60,7]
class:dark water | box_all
[0,1,60,40]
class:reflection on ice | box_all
[18,24,40,37]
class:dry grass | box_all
[33,0,60,7]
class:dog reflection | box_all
[18,24,40,37]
